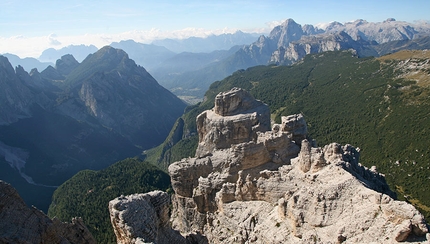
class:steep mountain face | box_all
[57,46,186,148]
[111,88,429,243]
[0,47,186,212]
[0,56,35,124]
[0,180,96,243]
[270,31,378,65]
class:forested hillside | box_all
[48,158,171,243]
[146,50,430,221]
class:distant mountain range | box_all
[157,18,430,99]
[4,18,430,103]
[1,53,54,73]
[38,44,98,63]
[0,47,186,212]
[151,30,259,53]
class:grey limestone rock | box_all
[113,88,429,243]
[195,87,270,157]
[168,88,428,243]
[109,191,205,244]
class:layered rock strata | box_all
[0,180,96,244]
[111,87,429,243]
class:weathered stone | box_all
[0,180,96,244]
[195,87,270,157]
[169,88,428,243]
[112,88,429,243]
[109,191,196,244]
[281,113,308,144]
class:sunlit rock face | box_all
[112,87,429,243]
[195,87,271,157]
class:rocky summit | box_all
[110,88,429,243]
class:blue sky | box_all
[1,0,429,57]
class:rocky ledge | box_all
[110,88,429,243]
[0,180,96,244]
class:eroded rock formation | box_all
[109,191,207,244]
[172,87,429,243]
[0,180,96,244]
[195,87,271,157]
[111,87,429,243]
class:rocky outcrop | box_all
[168,88,428,243]
[111,88,429,243]
[195,87,270,157]
[109,191,207,244]
[0,180,96,244]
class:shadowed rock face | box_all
[109,191,208,244]
[0,180,96,244]
[112,88,429,243]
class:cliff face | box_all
[0,180,96,244]
[110,88,429,243]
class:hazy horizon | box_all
[1,0,429,58]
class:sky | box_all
[1,0,429,58]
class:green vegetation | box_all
[48,158,171,243]
[155,50,430,221]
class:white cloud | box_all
[48,33,61,46]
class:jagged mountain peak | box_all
[64,46,146,88]
[85,46,130,64]
[280,18,298,26]
[269,19,304,48]
[0,56,16,77]
[55,54,79,76]
[324,21,345,31]
[40,65,64,81]
[385,18,396,22]
[347,19,369,26]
